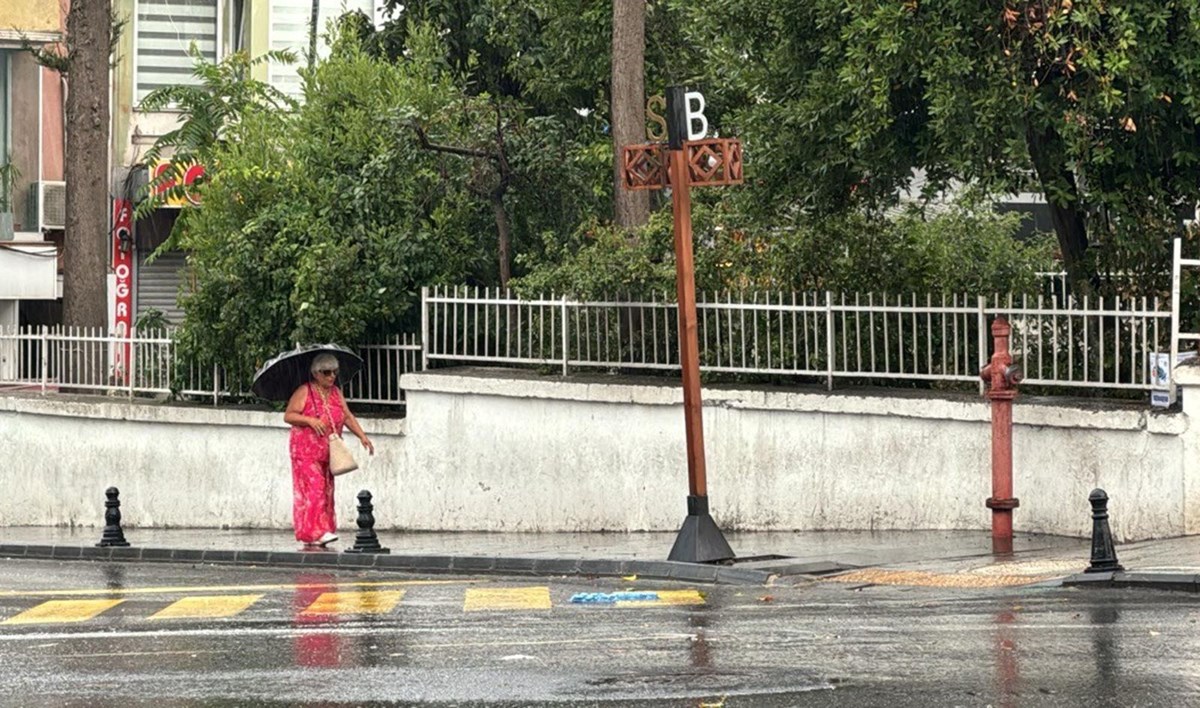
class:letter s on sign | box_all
[645,95,668,142]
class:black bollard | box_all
[1085,488,1123,573]
[96,487,131,548]
[344,490,390,554]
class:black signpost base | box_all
[667,495,735,564]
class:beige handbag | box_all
[328,434,358,476]
[318,388,358,475]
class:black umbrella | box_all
[251,343,364,401]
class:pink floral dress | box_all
[289,383,345,543]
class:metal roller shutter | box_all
[136,250,189,327]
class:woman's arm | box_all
[340,395,374,455]
[284,386,326,435]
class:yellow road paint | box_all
[4,599,124,625]
[616,590,705,607]
[302,590,405,616]
[826,569,1052,588]
[150,594,263,620]
[0,579,473,599]
[463,587,551,612]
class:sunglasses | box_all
[318,369,339,377]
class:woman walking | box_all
[283,353,375,547]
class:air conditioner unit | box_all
[30,181,67,230]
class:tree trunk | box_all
[63,0,112,330]
[491,191,512,288]
[1025,123,1092,293]
[611,0,649,230]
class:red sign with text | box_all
[150,161,205,207]
[112,199,134,383]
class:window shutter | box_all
[136,0,219,104]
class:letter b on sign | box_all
[683,91,707,141]
[665,86,709,149]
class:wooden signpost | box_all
[622,87,742,563]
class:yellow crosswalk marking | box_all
[0,579,472,599]
[4,599,124,625]
[616,590,705,607]
[302,590,405,616]
[463,587,552,612]
[0,587,709,625]
[150,594,263,620]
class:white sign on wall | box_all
[1149,351,1197,407]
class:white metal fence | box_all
[345,335,423,404]
[0,264,1184,404]
[423,287,1172,392]
[0,327,421,406]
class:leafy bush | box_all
[171,39,480,388]
[513,199,1056,299]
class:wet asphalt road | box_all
[0,559,1197,707]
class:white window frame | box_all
[132,0,225,111]
[1,51,11,162]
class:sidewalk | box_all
[1058,535,1200,592]
[0,525,1132,588]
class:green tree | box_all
[682,0,1200,292]
[164,38,482,387]
[137,47,297,222]
[367,1,707,242]
[362,11,612,286]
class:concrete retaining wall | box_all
[0,396,405,532]
[3,366,1199,540]
[398,370,1198,541]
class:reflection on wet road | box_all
[0,559,1197,706]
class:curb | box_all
[1062,571,1200,593]
[0,543,783,586]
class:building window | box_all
[0,49,43,234]
[268,0,380,100]
[135,0,220,104]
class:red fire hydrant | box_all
[980,317,1022,554]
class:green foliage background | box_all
[514,202,1054,298]
[675,0,1200,292]
[144,1,1200,391]
[170,34,474,384]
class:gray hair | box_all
[310,353,340,375]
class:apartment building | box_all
[0,0,66,335]
[112,0,381,327]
